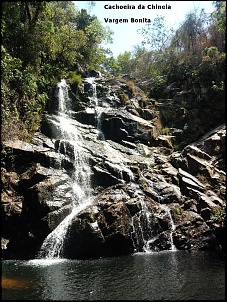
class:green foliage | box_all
[1,46,24,136]
[67,72,82,94]
[211,207,226,226]
[211,80,224,92]
[118,93,129,105]
[196,46,226,88]
[161,127,171,135]
[212,1,226,34]
[153,75,166,87]
[21,69,38,97]
[149,75,167,98]
[74,8,113,69]
[102,55,121,76]
[1,1,113,141]
[174,9,208,56]
[131,45,153,78]
[172,206,184,222]
[116,51,135,75]
[1,46,22,84]
[67,72,82,86]
[138,15,174,52]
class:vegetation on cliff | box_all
[1,1,226,257]
[1,1,113,141]
[1,1,225,143]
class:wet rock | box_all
[1,76,225,259]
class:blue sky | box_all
[73,1,215,58]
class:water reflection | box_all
[1,276,33,290]
[2,251,225,301]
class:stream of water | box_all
[37,78,178,259]
[38,79,95,259]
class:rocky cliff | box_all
[1,73,225,260]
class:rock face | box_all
[1,75,225,260]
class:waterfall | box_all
[131,200,153,252]
[130,186,177,253]
[145,204,177,252]
[38,79,94,259]
[161,205,177,251]
[95,106,106,141]
[83,77,134,182]
[130,187,154,252]
[137,174,177,252]
[84,77,98,107]
[83,77,108,140]
[37,78,177,259]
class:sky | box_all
[73,1,215,58]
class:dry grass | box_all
[1,119,32,142]
[126,81,136,95]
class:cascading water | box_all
[129,186,156,252]
[131,200,153,252]
[84,77,98,107]
[83,78,177,253]
[130,181,177,253]
[38,77,177,259]
[132,203,177,253]
[144,174,177,252]
[161,204,177,251]
[95,107,106,141]
[84,77,108,140]
[84,77,134,182]
[38,79,94,259]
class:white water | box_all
[95,106,107,141]
[83,77,98,108]
[130,184,177,252]
[130,187,153,252]
[85,77,134,182]
[138,173,177,252]
[161,204,177,251]
[38,79,94,259]
[84,77,109,141]
[38,78,177,259]
[143,203,177,252]
[84,78,177,252]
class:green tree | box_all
[102,55,121,75]
[174,9,209,57]
[116,51,135,75]
[75,9,113,69]
[138,15,174,52]
[131,45,152,78]
[1,2,85,139]
[212,1,226,34]
[1,0,115,141]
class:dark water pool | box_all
[1,250,225,300]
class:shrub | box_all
[118,93,129,105]
[1,118,31,142]
[149,75,167,98]
[211,207,226,227]
[67,72,82,94]
[126,80,136,95]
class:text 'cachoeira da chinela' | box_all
[104,4,172,10]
